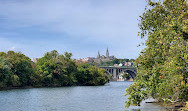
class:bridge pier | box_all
[112,69,117,81]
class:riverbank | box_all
[145,100,187,110]
[156,101,187,110]
[0,83,108,91]
[0,86,34,90]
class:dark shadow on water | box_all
[129,109,140,111]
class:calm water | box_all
[0,82,169,111]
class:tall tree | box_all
[0,51,35,87]
[6,51,34,86]
[125,0,188,107]
[36,50,78,86]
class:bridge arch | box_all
[121,69,137,79]
[99,66,137,81]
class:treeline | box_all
[0,50,109,88]
[100,58,135,66]
[125,0,188,107]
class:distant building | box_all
[124,62,133,67]
[75,57,95,63]
[119,63,123,67]
[114,64,118,67]
[75,48,115,64]
[33,58,38,63]
[82,57,94,63]
[94,48,115,63]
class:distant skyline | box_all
[0,0,146,59]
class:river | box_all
[0,81,169,111]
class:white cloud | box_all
[10,46,16,50]
[0,37,22,52]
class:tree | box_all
[0,51,36,87]
[125,0,188,107]
[36,50,78,86]
[6,51,34,86]
[122,73,131,80]
[0,57,12,87]
[76,63,108,86]
[0,50,109,88]
[129,59,135,62]
[112,58,120,64]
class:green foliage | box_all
[125,0,188,107]
[0,57,11,87]
[186,101,188,110]
[100,58,135,66]
[7,51,34,86]
[11,75,21,87]
[122,73,131,80]
[0,50,108,88]
[36,50,78,86]
[0,51,35,87]
[76,63,108,85]
[36,50,108,86]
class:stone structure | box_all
[99,66,137,81]
[94,48,115,63]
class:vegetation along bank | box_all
[0,50,109,89]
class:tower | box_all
[97,51,100,58]
[106,48,109,58]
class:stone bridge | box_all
[99,66,137,81]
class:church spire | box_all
[97,51,100,58]
[106,48,109,58]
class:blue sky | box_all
[0,0,146,59]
